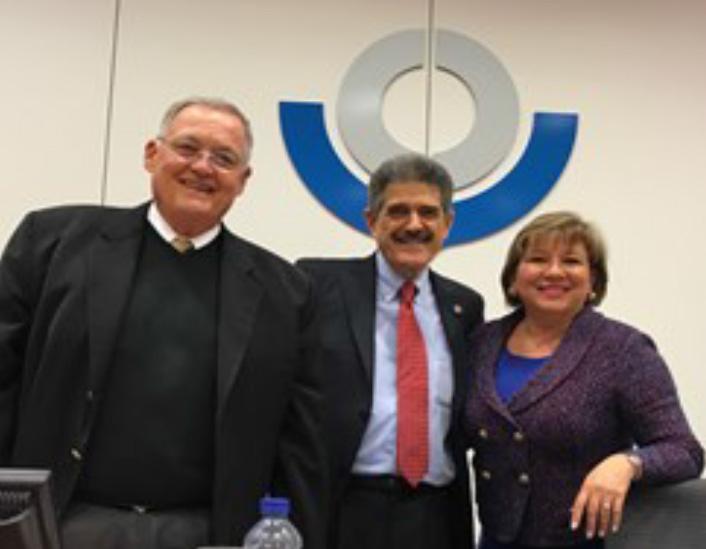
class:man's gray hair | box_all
[158,96,253,160]
[367,153,454,215]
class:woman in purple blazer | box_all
[465,212,703,549]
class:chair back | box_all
[607,479,706,549]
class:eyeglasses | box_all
[159,138,244,172]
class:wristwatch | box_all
[625,452,644,481]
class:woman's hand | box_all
[570,453,637,538]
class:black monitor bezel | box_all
[0,468,61,549]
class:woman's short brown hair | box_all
[500,211,608,307]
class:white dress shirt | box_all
[147,203,221,249]
[352,252,455,485]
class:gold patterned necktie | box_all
[171,235,194,254]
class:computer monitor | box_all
[0,469,61,549]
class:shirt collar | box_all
[375,251,431,303]
[147,202,221,250]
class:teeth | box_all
[183,180,213,193]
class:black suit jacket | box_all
[0,203,326,548]
[297,255,484,549]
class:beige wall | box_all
[1,0,705,450]
[0,0,115,236]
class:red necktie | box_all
[396,280,429,487]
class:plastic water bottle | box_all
[243,496,303,549]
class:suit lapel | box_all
[87,208,265,418]
[475,312,524,424]
[508,307,603,414]
[86,204,147,391]
[430,273,467,414]
[216,232,263,414]
[339,256,376,382]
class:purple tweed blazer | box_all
[465,306,704,546]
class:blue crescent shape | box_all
[279,101,578,245]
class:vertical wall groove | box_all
[100,0,122,205]
[424,0,436,155]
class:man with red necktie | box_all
[298,152,484,549]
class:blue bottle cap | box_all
[259,496,290,517]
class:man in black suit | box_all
[0,97,325,549]
[298,153,484,549]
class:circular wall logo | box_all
[280,29,578,245]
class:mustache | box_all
[392,230,433,244]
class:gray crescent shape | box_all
[337,29,520,190]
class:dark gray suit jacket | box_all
[0,203,326,548]
[466,306,704,546]
[298,255,484,549]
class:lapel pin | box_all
[453,304,463,315]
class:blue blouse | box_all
[495,348,550,403]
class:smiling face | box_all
[366,181,453,280]
[144,104,251,236]
[511,236,593,321]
